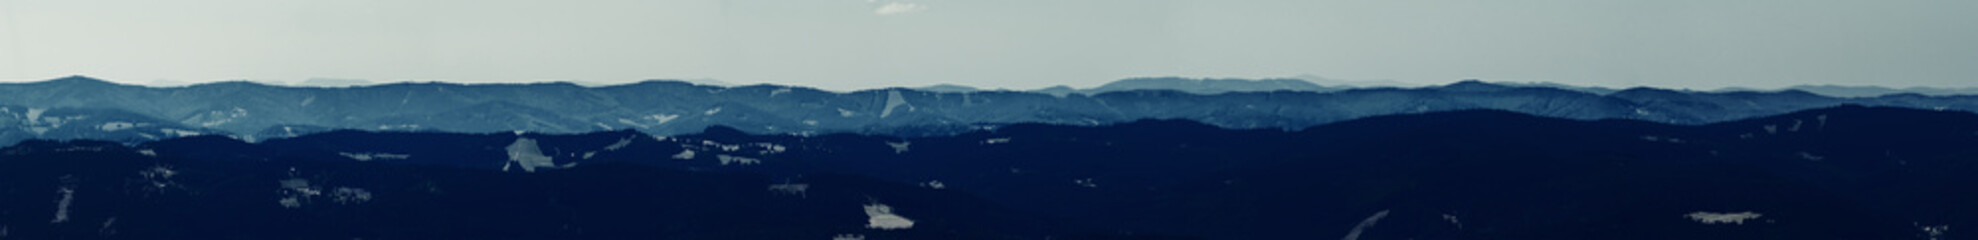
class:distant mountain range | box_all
[3,76,1977,146]
[916,76,1978,98]
[1007,77,1346,96]
[3,106,1971,239]
[1718,84,1978,98]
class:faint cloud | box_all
[873,2,927,15]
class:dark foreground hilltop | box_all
[1,106,1973,239]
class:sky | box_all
[1,0,1975,91]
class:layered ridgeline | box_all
[5,76,1978,146]
[2,106,1973,239]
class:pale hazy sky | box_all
[1,0,1974,91]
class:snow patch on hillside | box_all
[752,143,787,154]
[886,141,910,154]
[649,114,680,124]
[277,177,371,207]
[880,90,912,118]
[99,122,136,131]
[26,108,46,125]
[503,138,562,172]
[1685,211,1762,225]
[331,187,372,204]
[277,178,322,208]
[717,154,760,166]
[375,124,420,130]
[139,165,179,190]
[1342,210,1390,240]
[672,149,696,160]
[768,183,809,197]
[1917,223,1949,240]
[1817,114,1828,130]
[52,186,75,223]
[340,152,410,161]
[604,137,635,151]
[700,140,742,152]
[1639,135,1684,143]
[1073,178,1098,188]
[161,128,202,137]
[188,107,249,127]
[864,203,915,230]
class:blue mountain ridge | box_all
[4,76,1977,147]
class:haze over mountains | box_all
[4,76,1978,147]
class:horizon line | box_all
[3,75,1974,94]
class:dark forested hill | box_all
[1,105,1971,239]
